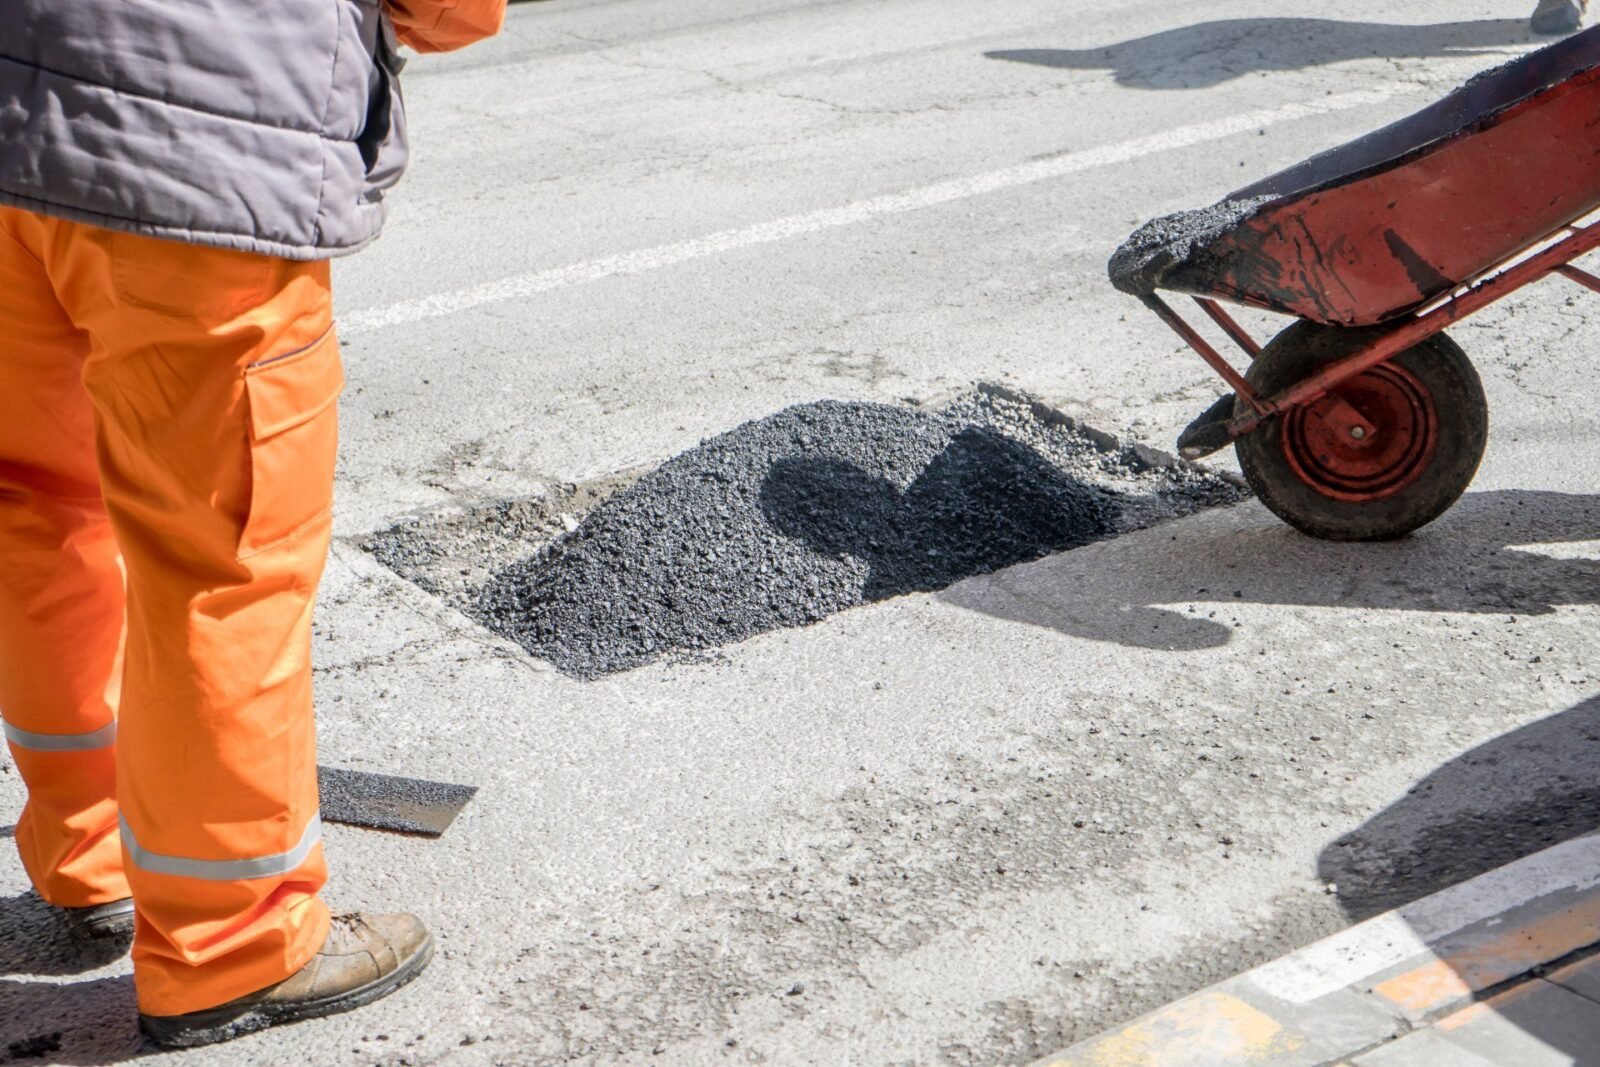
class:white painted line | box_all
[1249,834,1600,1004]
[340,85,1420,337]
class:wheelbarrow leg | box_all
[1140,295,1264,408]
[1555,263,1600,294]
[1139,295,1268,459]
[1177,395,1238,459]
[1192,298,1262,360]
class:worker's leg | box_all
[0,209,128,908]
[39,215,340,1016]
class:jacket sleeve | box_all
[385,0,507,53]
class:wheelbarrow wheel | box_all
[1233,322,1487,541]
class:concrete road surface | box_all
[6,0,1600,1063]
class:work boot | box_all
[138,912,433,1049]
[61,897,136,943]
[1532,0,1587,34]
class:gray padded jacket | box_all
[0,0,408,259]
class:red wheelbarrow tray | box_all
[1110,27,1600,326]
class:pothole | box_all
[364,385,1247,678]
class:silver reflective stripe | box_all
[3,720,117,752]
[119,813,323,881]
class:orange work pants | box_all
[0,207,337,1016]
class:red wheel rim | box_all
[1280,363,1439,503]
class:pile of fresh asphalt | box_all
[366,387,1246,678]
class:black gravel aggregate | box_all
[410,389,1247,678]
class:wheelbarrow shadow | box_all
[938,488,1600,651]
[987,18,1533,91]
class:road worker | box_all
[1532,0,1588,33]
[0,0,506,1047]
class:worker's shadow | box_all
[938,488,1600,650]
[0,975,143,1063]
[0,891,131,977]
[1319,695,1600,922]
[1311,695,1600,1061]
[0,892,143,1062]
[987,18,1532,91]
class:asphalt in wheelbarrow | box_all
[1110,26,1600,307]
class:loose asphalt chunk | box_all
[367,386,1247,678]
[317,766,478,837]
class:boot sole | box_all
[139,932,435,1049]
[66,915,136,943]
[63,899,136,944]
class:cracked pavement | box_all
[5,1,1600,1064]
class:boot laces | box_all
[325,914,373,952]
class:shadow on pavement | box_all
[1315,695,1600,1061]
[1320,697,1600,921]
[0,976,145,1065]
[987,18,1531,90]
[940,489,1600,650]
[0,892,132,978]
[0,892,143,1063]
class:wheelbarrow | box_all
[1111,26,1600,540]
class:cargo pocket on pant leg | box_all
[240,329,344,559]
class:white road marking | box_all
[1248,834,1600,1004]
[340,85,1420,337]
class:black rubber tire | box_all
[1234,322,1488,541]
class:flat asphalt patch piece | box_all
[317,766,478,837]
[367,386,1246,678]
